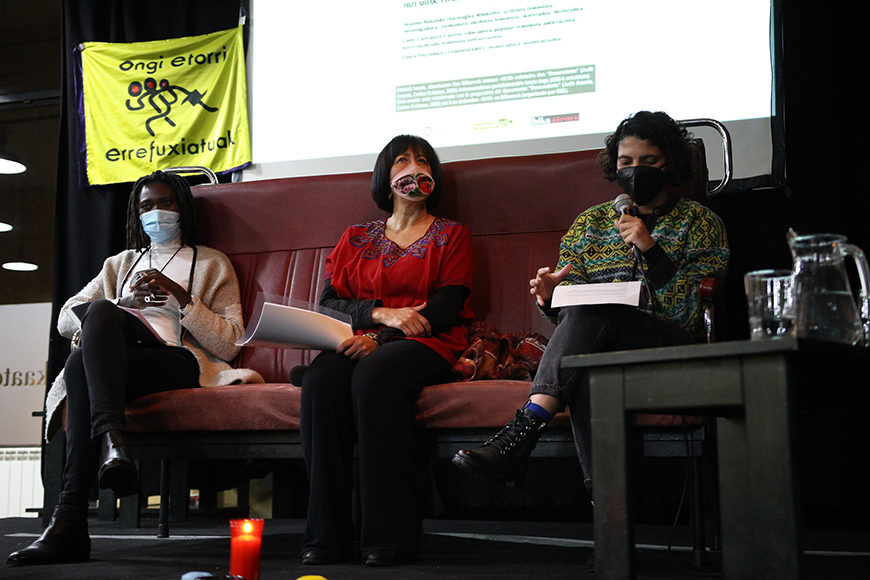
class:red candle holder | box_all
[229,518,264,580]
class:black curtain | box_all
[779,5,870,520]
[707,4,867,342]
[781,4,867,251]
[44,0,248,522]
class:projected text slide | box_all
[400,5,582,59]
[396,66,594,111]
[252,0,773,180]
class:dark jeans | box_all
[300,339,454,557]
[530,304,695,490]
[60,299,199,508]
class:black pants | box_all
[59,299,199,508]
[530,304,696,490]
[300,339,454,557]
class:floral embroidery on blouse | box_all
[349,217,453,268]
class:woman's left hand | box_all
[614,214,655,253]
[371,304,431,337]
[130,269,192,308]
[337,334,378,359]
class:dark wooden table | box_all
[562,337,866,579]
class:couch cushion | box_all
[122,380,573,433]
[125,384,302,432]
[415,380,569,429]
[121,380,692,433]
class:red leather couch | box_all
[118,149,710,534]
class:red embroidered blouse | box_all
[325,217,474,363]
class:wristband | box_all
[364,332,382,346]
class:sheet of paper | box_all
[551,281,643,308]
[70,301,167,344]
[118,306,167,344]
[236,301,353,350]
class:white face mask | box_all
[140,209,181,244]
[390,168,435,202]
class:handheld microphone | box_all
[614,193,634,215]
[613,194,642,261]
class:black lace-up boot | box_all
[452,405,548,487]
[6,504,90,566]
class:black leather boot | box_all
[452,405,548,486]
[97,429,138,498]
[6,504,90,566]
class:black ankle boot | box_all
[6,504,90,566]
[97,429,138,498]
[452,406,548,486]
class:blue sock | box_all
[524,401,553,422]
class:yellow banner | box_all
[79,26,251,185]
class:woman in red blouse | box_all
[300,135,474,567]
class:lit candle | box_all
[229,518,264,580]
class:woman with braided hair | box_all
[7,170,262,567]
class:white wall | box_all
[0,302,51,446]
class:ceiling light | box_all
[0,131,27,174]
[2,261,39,272]
[0,222,13,232]
[0,157,27,174]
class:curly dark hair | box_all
[125,170,198,250]
[371,135,443,213]
[597,111,694,186]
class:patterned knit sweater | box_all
[553,196,729,338]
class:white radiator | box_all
[0,447,43,518]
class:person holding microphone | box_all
[453,111,729,497]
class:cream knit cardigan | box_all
[45,245,264,441]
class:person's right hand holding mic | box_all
[614,212,656,253]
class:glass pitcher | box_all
[788,233,870,346]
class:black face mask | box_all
[616,165,668,206]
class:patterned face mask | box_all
[390,169,435,202]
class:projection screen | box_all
[246,0,773,183]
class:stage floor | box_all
[2,514,868,579]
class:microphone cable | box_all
[665,417,722,577]
[631,207,664,346]
[614,194,662,342]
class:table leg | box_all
[590,367,635,579]
[743,354,801,578]
[716,415,753,579]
